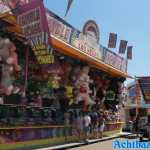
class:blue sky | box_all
[44,0,150,78]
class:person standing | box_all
[83,112,91,141]
[133,114,140,135]
[76,112,84,140]
[99,114,105,138]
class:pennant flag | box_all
[108,33,117,48]
[65,0,74,17]
[127,46,133,60]
[119,40,128,54]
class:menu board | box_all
[139,77,150,104]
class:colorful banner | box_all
[138,77,150,104]
[108,33,117,48]
[127,46,133,60]
[16,0,54,64]
[119,40,128,54]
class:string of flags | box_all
[108,33,133,60]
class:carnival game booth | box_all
[0,0,129,148]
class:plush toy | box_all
[117,81,126,104]
[48,73,61,89]
[61,61,72,85]
[65,80,74,105]
[44,62,63,89]
[0,38,21,95]
[75,66,95,111]
[71,66,81,83]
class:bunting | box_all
[108,32,117,48]
[127,46,133,60]
[65,0,74,17]
[119,40,128,54]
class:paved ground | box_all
[69,139,115,150]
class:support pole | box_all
[23,46,29,97]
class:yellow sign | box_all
[32,44,54,64]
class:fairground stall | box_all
[125,77,150,131]
[0,0,130,148]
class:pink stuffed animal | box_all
[75,66,95,110]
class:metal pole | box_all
[135,76,139,116]
[23,46,29,97]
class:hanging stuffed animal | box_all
[0,38,21,95]
[61,61,72,85]
[71,65,81,84]
[48,73,61,89]
[75,66,95,111]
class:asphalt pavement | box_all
[69,139,115,150]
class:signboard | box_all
[121,59,127,72]
[16,0,127,72]
[30,32,54,64]
[46,12,103,60]
[71,30,102,60]
[139,77,150,104]
[102,47,127,72]
[17,0,54,64]
[46,10,72,43]
[128,84,136,105]
[46,10,127,72]
[70,20,102,60]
